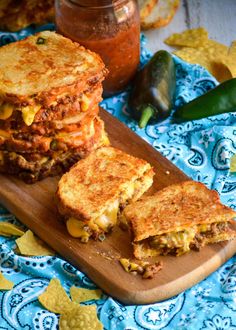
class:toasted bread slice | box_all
[138,0,158,21]
[0,31,107,125]
[56,147,154,241]
[122,181,236,258]
[0,31,106,98]
[141,0,180,30]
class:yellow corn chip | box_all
[0,222,24,237]
[15,230,55,256]
[169,27,233,82]
[174,47,211,71]
[230,154,236,172]
[165,27,208,47]
[0,272,14,290]
[59,305,103,330]
[174,44,231,82]
[200,39,228,57]
[220,57,236,78]
[38,278,75,314]
[70,286,102,303]
[210,60,233,82]
[229,41,236,57]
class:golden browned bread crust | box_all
[0,31,107,102]
[123,181,236,242]
[56,147,154,221]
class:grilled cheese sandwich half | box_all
[122,181,236,259]
[56,147,154,242]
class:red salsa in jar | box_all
[55,0,140,97]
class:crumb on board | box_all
[142,261,163,279]
[96,250,121,261]
[119,258,163,279]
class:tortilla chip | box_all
[210,59,233,82]
[200,39,228,56]
[59,305,103,330]
[174,47,211,71]
[0,222,24,237]
[0,272,14,290]
[230,154,236,172]
[15,230,55,256]
[174,44,231,82]
[38,278,75,314]
[221,57,236,78]
[169,27,234,82]
[165,27,208,47]
[70,286,102,303]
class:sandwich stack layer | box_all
[0,0,54,32]
[0,31,109,182]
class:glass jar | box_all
[55,0,140,97]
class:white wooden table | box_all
[144,0,236,53]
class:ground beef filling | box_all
[148,222,230,256]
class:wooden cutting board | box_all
[0,108,235,305]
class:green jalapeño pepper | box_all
[128,50,176,128]
[173,78,236,122]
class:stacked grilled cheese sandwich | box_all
[0,0,54,32]
[0,31,109,182]
[122,181,236,259]
[56,146,154,242]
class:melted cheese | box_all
[66,218,90,242]
[21,104,41,126]
[149,223,222,256]
[100,131,110,146]
[151,228,196,255]
[0,103,14,120]
[0,102,42,126]
[66,200,119,242]
[94,200,119,230]
[80,94,90,112]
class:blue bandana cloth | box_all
[0,25,235,330]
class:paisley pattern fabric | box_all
[0,25,235,330]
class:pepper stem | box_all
[139,105,154,128]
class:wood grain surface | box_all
[0,108,235,305]
[144,0,236,54]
